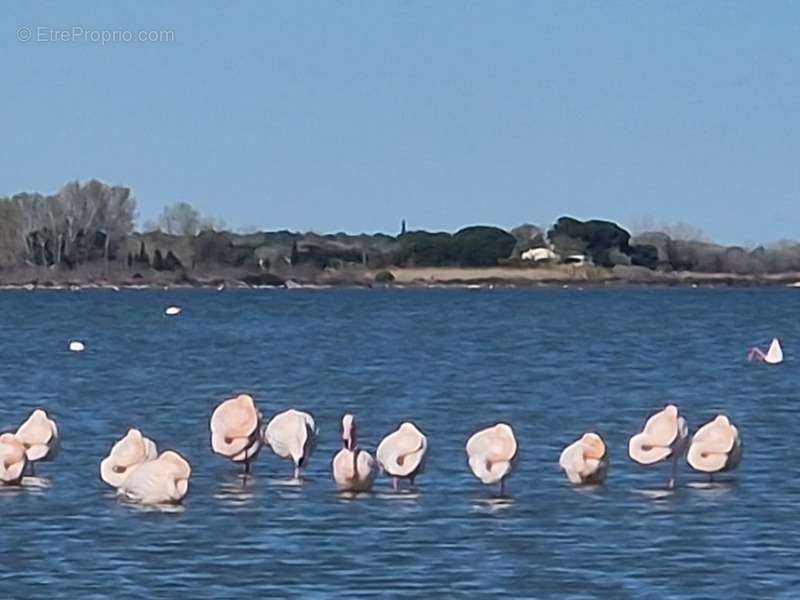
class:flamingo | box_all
[748,337,783,364]
[332,414,377,493]
[118,450,191,505]
[629,404,689,489]
[263,409,317,480]
[210,394,262,474]
[0,433,27,485]
[376,422,427,491]
[687,415,742,481]
[15,409,59,475]
[100,428,158,488]
[466,423,518,495]
[559,432,608,485]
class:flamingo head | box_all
[341,414,356,451]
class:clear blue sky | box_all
[1,1,799,244]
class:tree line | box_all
[3,179,800,277]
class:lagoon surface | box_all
[1,288,799,599]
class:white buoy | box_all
[68,341,85,352]
[165,306,182,317]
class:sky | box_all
[1,1,799,244]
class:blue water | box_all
[1,288,799,599]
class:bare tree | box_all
[59,180,100,263]
[11,192,48,263]
[158,202,225,236]
[94,184,137,261]
[5,181,136,267]
[158,202,202,236]
[57,180,136,263]
[199,215,227,233]
[628,216,709,242]
[0,199,23,266]
[660,222,709,243]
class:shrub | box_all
[548,217,632,267]
[452,226,516,266]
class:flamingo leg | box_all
[293,465,300,480]
[668,455,677,490]
[392,477,399,492]
[241,459,250,485]
[500,478,506,497]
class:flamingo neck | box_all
[353,448,361,481]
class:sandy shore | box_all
[388,266,800,288]
[2,265,800,290]
[388,266,600,284]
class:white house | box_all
[521,247,557,262]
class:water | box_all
[1,288,799,598]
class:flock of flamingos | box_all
[0,319,782,505]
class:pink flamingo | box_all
[748,338,783,364]
[332,414,377,493]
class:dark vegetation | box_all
[2,179,800,286]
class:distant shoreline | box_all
[3,265,800,290]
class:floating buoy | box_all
[68,341,85,352]
[164,306,182,317]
